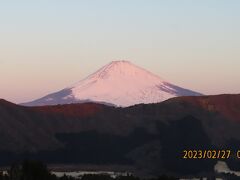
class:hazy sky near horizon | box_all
[1,0,240,103]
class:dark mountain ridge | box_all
[0,94,240,176]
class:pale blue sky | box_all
[0,0,240,103]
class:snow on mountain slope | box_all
[22,60,202,107]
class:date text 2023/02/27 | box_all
[182,150,240,159]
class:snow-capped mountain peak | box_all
[22,60,202,107]
[77,60,163,82]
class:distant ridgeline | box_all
[0,94,240,177]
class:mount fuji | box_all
[22,60,202,107]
